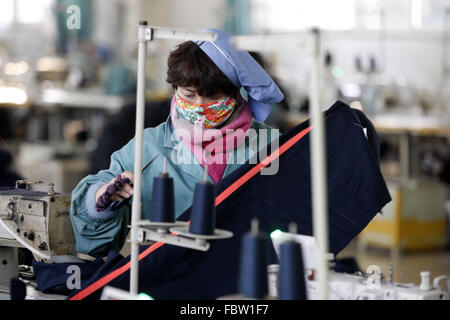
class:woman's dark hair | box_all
[166,41,240,98]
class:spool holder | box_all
[134,220,233,252]
[134,161,233,251]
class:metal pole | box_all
[151,27,217,42]
[308,28,329,300]
[128,23,216,297]
[130,20,148,295]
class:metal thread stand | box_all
[130,22,217,295]
[309,29,329,300]
[131,23,328,299]
[231,29,329,299]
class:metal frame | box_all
[131,22,329,299]
[231,29,329,299]
[130,21,217,295]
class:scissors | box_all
[109,155,159,210]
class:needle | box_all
[126,155,158,187]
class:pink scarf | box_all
[170,95,253,183]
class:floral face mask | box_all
[175,90,236,128]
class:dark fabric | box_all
[333,257,362,274]
[64,100,390,300]
[32,251,123,295]
[10,278,27,300]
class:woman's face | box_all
[177,86,226,105]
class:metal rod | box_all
[288,222,298,234]
[129,23,217,297]
[309,28,329,300]
[151,27,217,42]
[230,33,310,52]
[390,264,394,284]
[139,228,211,251]
[163,156,167,175]
[203,164,209,183]
[250,218,259,234]
[130,21,148,295]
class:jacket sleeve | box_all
[69,139,135,257]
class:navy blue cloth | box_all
[333,257,362,274]
[32,251,123,295]
[64,100,390,300]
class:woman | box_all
[69,29,284,258]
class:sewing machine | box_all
[0,180,76,298]
[270,231,450,300]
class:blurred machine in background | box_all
[0,1,173,194]
[358,115,450,256]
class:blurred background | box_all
[0,0,448,284]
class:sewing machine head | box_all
[0,180,76,263]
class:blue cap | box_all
[196,28,284,122]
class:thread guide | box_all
[134,159,233,252]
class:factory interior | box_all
[0,0,449,303]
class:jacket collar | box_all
[163,116,179,150]
[163,116,209,182]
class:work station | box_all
[0,0,449,304]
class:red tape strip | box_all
[69,126,311,300]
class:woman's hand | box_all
[95,171,134,204]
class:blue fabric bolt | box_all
[196,28,284,122]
